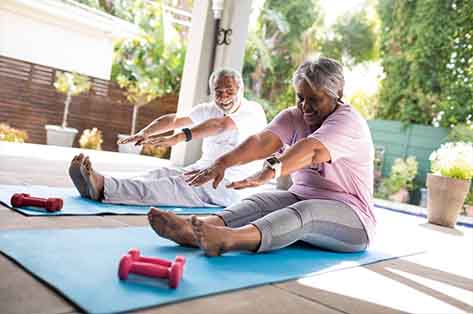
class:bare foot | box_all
[80,156,104,201]
[68,153,89,198]
[147,208,197,247]
[191,215,232,256]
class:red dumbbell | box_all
[118,250,186,288]
[127,249,186,269]
[11,193,63,212]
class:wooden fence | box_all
[0,55,178,151]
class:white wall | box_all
[0,0,140,80]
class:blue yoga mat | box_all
[0,210,424,314]
[0,184,223,216]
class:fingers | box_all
[117,134,142,144]
[186,169,214,187]
[212,173,224,189]
[226,179,260,190]
[184,169,200,176]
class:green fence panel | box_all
[368,120,449,187]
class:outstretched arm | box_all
[117,113,192,145]
[185,130,284,188]
[228,137,331,189]
[141,116,236,147]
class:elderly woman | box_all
[148,57,376,256]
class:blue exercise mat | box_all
[0,211,424,314]
[0,184,223,216]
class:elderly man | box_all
[69,68,267,207]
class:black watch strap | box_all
[181,128,192,142]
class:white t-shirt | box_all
[186,98,267,182]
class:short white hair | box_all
[208,67,244,93]
[293,57,345,100]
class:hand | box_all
[184,162,226,189]
[117,132,146,145]
[141,134,179,147]
[226,167,275,190]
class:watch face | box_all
[266,156,279,166]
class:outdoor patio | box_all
[0,141,472,314]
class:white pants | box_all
[103,165,239,207]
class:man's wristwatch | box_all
[264,156,282,179]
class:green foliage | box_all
[79,128,103,150]
[141,144,170,159]
[377,0,473,127]
[54,71,91,96]
[244,0,380,121]
[111,1,185,106]
[465,191,473,206]
[376,156,418,198]
[0,123,28,143]
[447,123,473,143]
[321,10,379,66]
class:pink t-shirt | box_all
[266,103,376,242]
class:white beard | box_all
[216,94,242,114]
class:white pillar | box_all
[170,0,214,167]
[171,0,252,167]
[214,0,252,72]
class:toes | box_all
[190,215,202,227]
[77,153,85,162]
[148,207,160,217]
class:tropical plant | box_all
[243,0,380,120]
[320,9,379,67]
[111,1,185,135]
[0,123,28,143]
[79,128,103,150]
[53,71,91,128]
[429,142,473,180]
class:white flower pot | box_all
[45,124,78,147]
[117,134,143,154]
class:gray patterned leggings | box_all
[217,191,369,253]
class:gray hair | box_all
[293,57,345,100]
[208,67,244,94]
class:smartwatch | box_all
[264,156,282,178]
[181,128,192,142]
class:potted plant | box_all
[79,128,103,150]
[115,76,159,154]
[375,156,418,203]
[427,142,473,227]
[46,71,90,147]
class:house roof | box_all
[1,0,143,39]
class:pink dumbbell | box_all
[118,249,186,288]
[11,193,63,212]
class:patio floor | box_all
[0,141,472,314]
